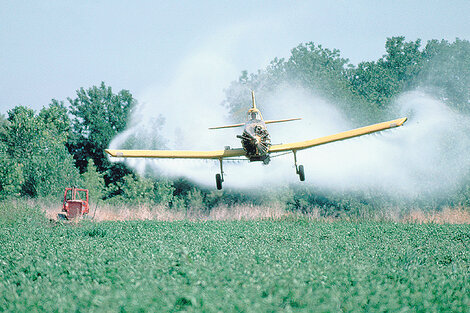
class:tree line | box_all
[1,37,469,215]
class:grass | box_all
[0,201,469,312]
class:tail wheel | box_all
[298,165,305,181]
[216,173,223,190]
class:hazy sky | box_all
[1,0,469,113]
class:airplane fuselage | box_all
[238,120,271,163]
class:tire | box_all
[216,173,223,190]
[298,165,305,181]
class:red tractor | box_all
[58,187,89,220]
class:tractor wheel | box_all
[57,213,68,220]
[216,173,223,190]
[298,165,305,181]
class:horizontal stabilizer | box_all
[105,148,245,159]
[264,118,302,124]
[209,123,245,130]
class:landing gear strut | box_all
[215,159,224,190]
[293,150,305,181]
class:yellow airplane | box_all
[105,91,407,189]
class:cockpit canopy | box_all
[248,110,262,121]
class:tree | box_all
[80,159,105,202]
[38,99,71,142]
[154,180,175,207]
[4,106,41,159]
[285,43,351,97]
[110,174,156,204]
[186,187,205,211]
[0,142,23,199]
[382,37,423,85]
[3,105,80,198]
[0,114,8,142]
[348,60,400,108]
[223,42,375,124]
[22,143,80,198]
[67,82,135,175]
[418,38,470,112]
[348,37,424,108]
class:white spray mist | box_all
[110,72,470,201]
[260,88,470,200]
[108,23,470,201]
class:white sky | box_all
[1,0,469,113]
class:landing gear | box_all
[215,159,224,190]
[216,173,223,190]
[293,150,305,182]
[298,165,305,181]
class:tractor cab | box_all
[58,187,89,220]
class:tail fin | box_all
[251,90,256,109]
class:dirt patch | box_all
[43,201,288,222]
[402,207,470,224]
[36,198,470,224]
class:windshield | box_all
[248,111,261,120]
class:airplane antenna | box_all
[251,90,257,109]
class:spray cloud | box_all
[109,30,470,202]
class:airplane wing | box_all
[269,117,407,153]
[105,148,246,159]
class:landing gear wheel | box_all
[298,164,305,181]
[216,173,223,190]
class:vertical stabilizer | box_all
[251,90,257,109]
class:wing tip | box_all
[397,117,408,126]
[390,117,407,127]
[105,149,119,157]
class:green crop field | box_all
[1,203,469,312]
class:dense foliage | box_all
[224,37,470,124]
[0,202,468,311]
[0,37,470,214]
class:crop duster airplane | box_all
[105,92,407,190]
